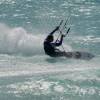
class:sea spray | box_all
[0,23,44,56]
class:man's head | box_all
[46,35,54,42]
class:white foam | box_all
[0,0,16,4]
[54,85,64,93]
[0,23,44,56]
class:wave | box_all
[0,23,44,56]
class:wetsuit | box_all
[44,27,64,57]
[44,36,64,57]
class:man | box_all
[44,25,82,58]
[44,26,69,57]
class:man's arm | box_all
[54,35,64,46]
[49,26,59,36]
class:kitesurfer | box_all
[43,26,70,57]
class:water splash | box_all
[0,23,44,56]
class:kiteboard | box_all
[64,51,94,60]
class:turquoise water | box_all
[0,0,100,100]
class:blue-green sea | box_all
[0,0,100,100]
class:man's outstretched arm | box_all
[49,26,59,36]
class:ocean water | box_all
[0,0,100,100]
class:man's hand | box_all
[62,34,65,37]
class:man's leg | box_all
[55,51,72,57]
[64,52,73,58]
[65,51,81,58]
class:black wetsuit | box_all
[44,35,63,57]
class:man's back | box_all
[44,40,55,56]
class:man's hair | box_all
[46,35,53,41]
